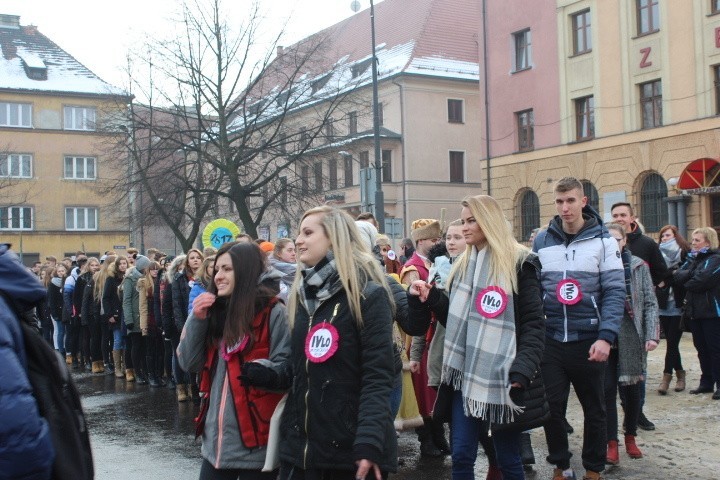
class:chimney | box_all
[277,46,284,57]
[0,14,20,29]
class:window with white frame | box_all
[0,206,33,230]
[64,156,97,180]
[513,29,532,71]
[0,102,32,127]
[63,106,96,131]
[65,207,98,231]
[0,154,32,178]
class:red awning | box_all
[677,158,720,189]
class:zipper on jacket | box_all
[591,295,602,326]
[562,270,568,342]
[301,298,336,470]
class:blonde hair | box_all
[693,227,719,249]
[93,254,117,300]
[288,206,394,327]
[138,261,160,296]
[448,195,530,293]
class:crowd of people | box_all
[4,175,720,480]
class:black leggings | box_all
[605,349,641,440]
[143,330,164,376]
[126,332,146,375]
[659,315,684,374]
[199,459,276,480]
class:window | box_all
[518,190,540,242]
[713,0,720,14]
[640,80,662,128]
[64,106,96,131]
[351,58,372,78]
[359,151,370,170]
[343,154,354,187]
[279,132,287,153]
[640,172,667,232]
[313,162,323,192]
[0,206,33,230]
[325,119,335,143]
[714,65,720,115]
[637,0,659,35]
[348,111,358,135]
[448,99,464,123]
[572,10,592,55]
[378,102,384,126]
[449,151,464,183]
[0,102,32,127]
[65,207,98,231]
[382,150,392,182]
[329,157,338,190]
[299,127,310,150]
[581,180,600,212]
[516,109,534,151]
[514,29,532,71]
[575,96,594,140]
[0,154,32,178]
[64,156,96,180]
[301,166,309,195]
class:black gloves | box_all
[125,323,135,331]
[239,362,280,389]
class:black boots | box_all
[417,418,444,457]
[429,417,451,455]
[146,356,161,387]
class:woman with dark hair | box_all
[47,264,68,357]
[178,242,290,479]
[655,225,691,394]
[173,248,204,400]
[103,256,128,379]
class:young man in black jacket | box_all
[611,202,669,431]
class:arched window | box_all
[518,189,540,242]
[581,180,600,212]
[640,172,667,232]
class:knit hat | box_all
[410,219,441,242]
[355,220,379,251]
[258,241,275,254]
[134,254,152,272]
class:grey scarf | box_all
[442,246,521,425]
[298,252,341,316]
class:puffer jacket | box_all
[408,254,548,432]
[177,301,290,469]
[172,270,192,332]
[0,244,55,479]
[533,206,625,344]
[75,272,92,326]
[280,280,398,473]
[102,275,123,329]
[122,267,143,334]
[674,248,720,320]
[47,277,64,321]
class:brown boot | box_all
[553,468,576,480]
[125,368,136,382]
[658,373,672,395]
[674,370,686,392]
[66,354,74,365]
[91,360,105,374]
[582,471,603,480]
[624,434,643,459]
[177,384,189,402]
[112,350,125,378]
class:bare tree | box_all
[101,0,365,245]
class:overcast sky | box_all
[2,0,370,87]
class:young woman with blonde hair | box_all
[139,260,164,387]
[93,255,117,372]
[280,205,398,480]
[103,256,129,379]
[409,195,546,480]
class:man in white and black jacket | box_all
[533,177,625,480]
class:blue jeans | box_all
[52,317,65,356]
[450,390,524,480]
[112,328,126,350]
[390,373,402,419]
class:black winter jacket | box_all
[80,277,100,328]
[673,249,720,320]
[75,272,92,326]
[47,281,64,321]
[407,255,548,432]
[171,271,191,332]
[627,226,669,286]
[102,276,123,328]
[280,281,398,473]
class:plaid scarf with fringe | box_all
[441,246,522,425]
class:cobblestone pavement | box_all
[82,337,719,479]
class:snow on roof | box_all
[0,24,127,97]
[405,56,479,81]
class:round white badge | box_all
[475,286,508,318]
[387,250,397,261]
[556,279,582,305]
[305,323,339,363]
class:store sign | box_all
[682,186,720,195]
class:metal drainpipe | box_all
[392,78,407,240]
[482,0,491,195]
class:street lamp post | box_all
[352,0,384,232]
[369,0,384,233]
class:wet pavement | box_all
[78,337,719,479]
